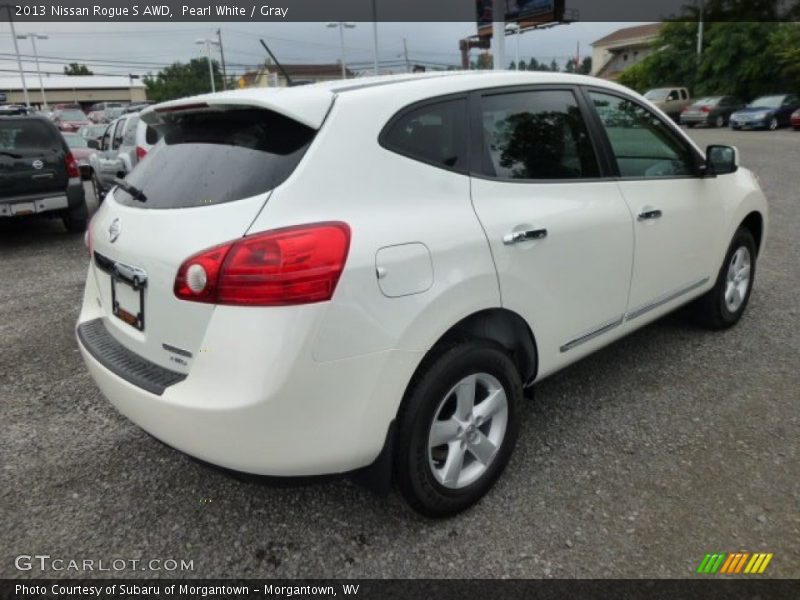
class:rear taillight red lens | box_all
[701,106,711,113]
[174,222,351,306]
[65,152,80,178]
[136,146,147,161]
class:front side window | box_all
[480,90,600,180]
[382,99,467,172]
[589,91,695,178]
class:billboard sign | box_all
[477,0,565,34]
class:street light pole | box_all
[17,33,48,110]
[327,22,355,79]
[371,0,379,76]
[4,6,30,107]
[195,38,221,93]
[505,23,520,68]
[697,0,705,56]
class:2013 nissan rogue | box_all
[76,72,768,517]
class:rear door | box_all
[469,86,634,378]
[0,118,66,199]
[88,106,319,372]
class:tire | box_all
[693,227,757,329]
[768,117,779,131]
[91,171,105,204]
[62,201,88,234]
[394,340,523,517]
[715,115,725,128]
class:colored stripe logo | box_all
[696,552,773,574]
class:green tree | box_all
[143,58,224,102]
[580,56,592,75]
[619,22,800,99]
[509,60,517,70]
[527,57,539,70]
[64,63,93,76]
[549,59,559,72]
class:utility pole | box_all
[402,38,410,73]
[5,6,30,107]
[17,33,48,109]
[217,29,228,89]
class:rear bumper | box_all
[75,267,421,476]
[0,179,85,216]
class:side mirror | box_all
[87,139,99,150]
[705,144,739,176]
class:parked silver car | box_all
[87,114,161,200]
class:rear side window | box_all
[115,108,315,209]
[480,90,600,180]
[122,116,139,145]
[381,98,468,172]
[0,120,59,151]
[144,124,159,145]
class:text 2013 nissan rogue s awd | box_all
[77,72,768,517]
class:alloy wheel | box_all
[427,373,508,489]
[716,115,725,128]
[725,246,751,313]
[769,117,778,130]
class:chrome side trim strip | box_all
[625,277,710,322]
[560,314,625,353]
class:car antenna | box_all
[259,39,294,87]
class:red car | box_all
[792,108,800,130]
[52,108,91,133]
[62,132,94,180]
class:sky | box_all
[0,21,644,82]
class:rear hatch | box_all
[0,119,67,199]
[88,99,328,373]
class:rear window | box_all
[0,120,60,151]
[115,108,315,209]
[381,98,468,172]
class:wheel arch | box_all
[415,308,539,386]
[740,211,764,256]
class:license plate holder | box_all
[111,274,146,331]
[11,202,36,216]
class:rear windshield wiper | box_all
[113,178,147,203]
[0,151,23,159]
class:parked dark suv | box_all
[0,115,88,232]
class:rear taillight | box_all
[65,152,80,178]
[174,222,351,306]
[701,106,711,113]
[135,146,147,161]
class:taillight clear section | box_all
[174,222,351,306]
[65,152,80,178]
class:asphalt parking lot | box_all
[1,128,798,579]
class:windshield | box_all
[115,108,316,209]
[59,110,87,121]
[693,97,720,106]
[63,133,88,147]
[644,89,671,101]
[748,96,784,108]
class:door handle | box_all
[637,208,663,221]
[503,228,548,245]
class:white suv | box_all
[77,72,768,517]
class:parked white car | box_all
[77,72,768,517]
